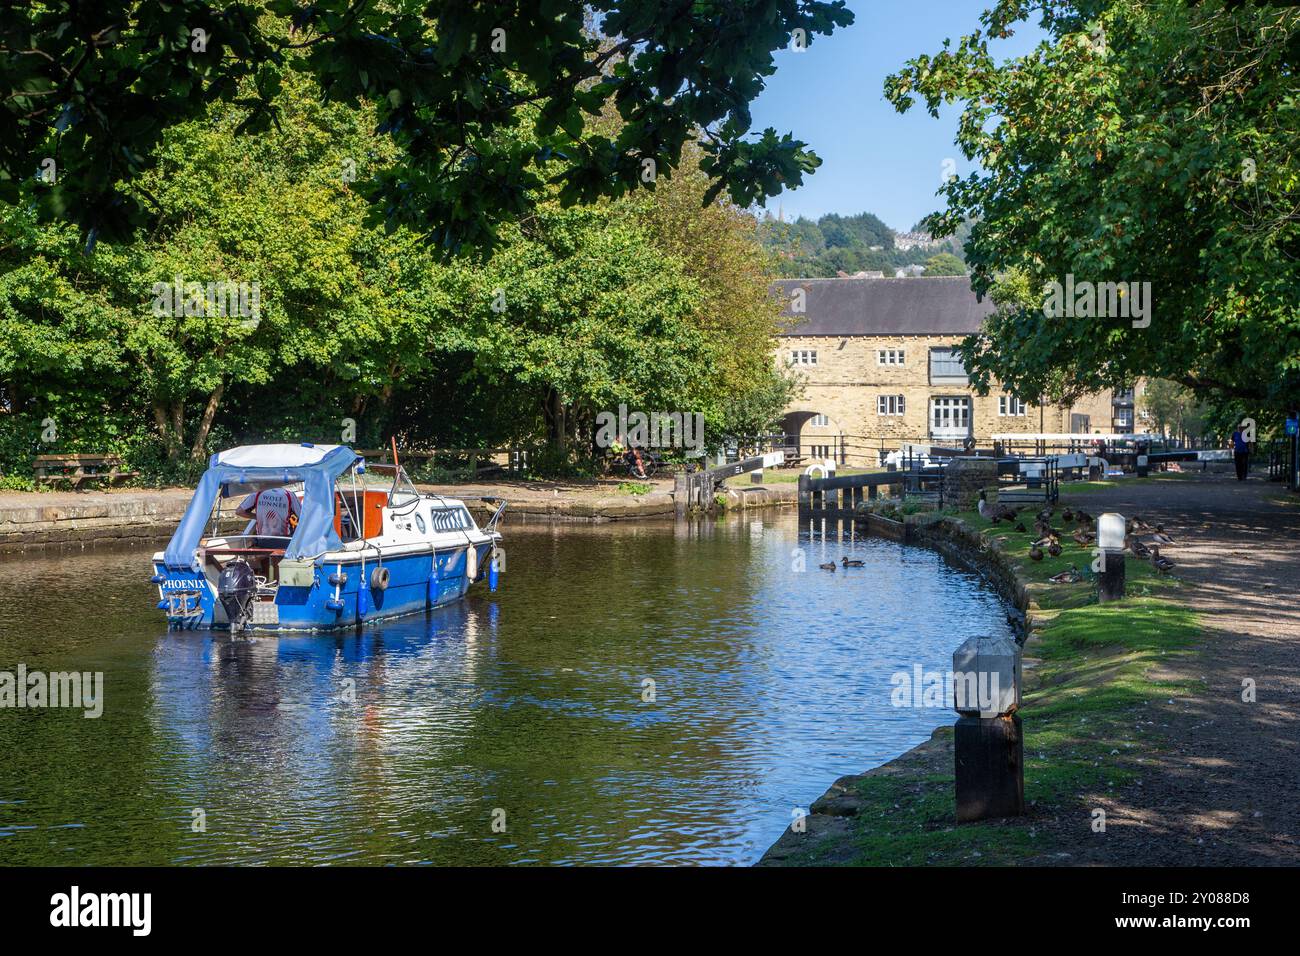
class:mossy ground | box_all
[784,500,1200,866]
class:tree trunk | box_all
[543,387,566,453]
[2,380,21,414]
[190,382,224,463]
[153,401,184,462]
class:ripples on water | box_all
[0,513,1010,865]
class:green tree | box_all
[449,201,712,455]
[1,1,853,251]
[922,252,967,276]
[1,67,448,469]
[1140,378,1213,441]
[3,36,801,479]
[885,0,1300,418]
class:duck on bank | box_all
[151,444,505,632]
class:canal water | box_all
[0,513,1010,865]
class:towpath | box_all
[1035,474,1300,864]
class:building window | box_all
[809,444,832,459]
[877,395,906,416]
[1113,387,1135,403]
[998,395,1027,417]
[928,347,968,384]
[876,348,905,366]
[1114,407,1134,432]
[930,397,971,436]
[791,349,818,366]
[810,414,829,427]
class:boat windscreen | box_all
[389,468,422,511]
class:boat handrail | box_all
[480,496,508,534]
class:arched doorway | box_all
[782,410,842,464]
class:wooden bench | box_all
[33,453,139,490]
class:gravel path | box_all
[1041,473,1300,865]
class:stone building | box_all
[772,276,1144,464]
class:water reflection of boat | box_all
[151,444,505,632]
[148,602,499,840]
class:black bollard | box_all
[955,713,1025,823]
[1097,548,1126,603]
[1136,454,1149,478]
[952,634,1024,823]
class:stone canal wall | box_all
[0,489,193,552]
[464,482,796,522]
[910,514,1033,615]
[0,481,799,549]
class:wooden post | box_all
[955,714,1025,822]
[1097,549,1126,602]
[675,472,689,518]
[797,473,810,513]
[952,634,1024,823]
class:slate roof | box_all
[772,276,995,336]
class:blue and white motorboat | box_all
[151,444,505,631]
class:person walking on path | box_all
[1231,426,1251,481]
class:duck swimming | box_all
[819,562,837,572]
[841,556,865,568]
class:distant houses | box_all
[892,231,942,252]
[835,264,933,279]
[771,276,1144,465]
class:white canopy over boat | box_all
[212,443,344,468]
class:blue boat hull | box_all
[155,542,496,632]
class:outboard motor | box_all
[217,559,257,632]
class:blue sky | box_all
[749,0,1045,232]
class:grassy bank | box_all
[763,492,1201,866]
[745,466,872,484]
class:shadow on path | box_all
[1041,474,1300,865]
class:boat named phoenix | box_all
[151,444,504,631]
